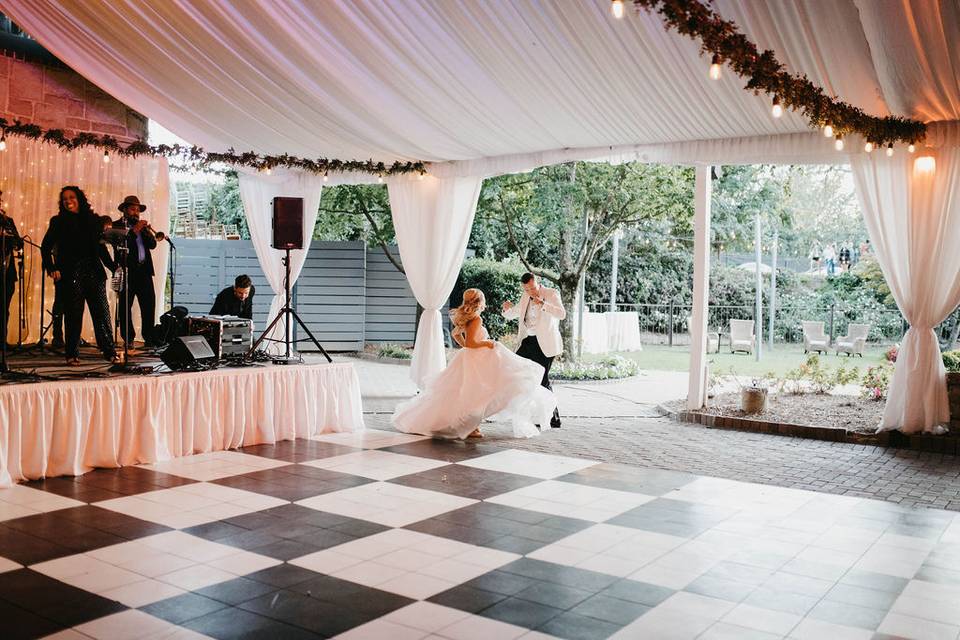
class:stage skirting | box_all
[0,363,364,486]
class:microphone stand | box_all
[18,236,52,355]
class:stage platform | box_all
[0,347,365,487]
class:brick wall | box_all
[0,52,147,143]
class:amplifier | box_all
[187,315,253,359]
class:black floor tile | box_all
[537,610,625,640]
[479,596,564,628]
[141,592,228,624]
[184,520,251,542]
[238,439,359,463]
[244,564,323,589]
[515,581,594,609]
[250,539,324,561]
[0,599,65,640]
[182,606,323,640]
[429,584,508,613]
[570,594,652,626]
[556,463,696,496]
[599,579,674,606]
[195,577,282,606]
[462,570,538,596]
[390,464,542,500]
[499,558,618,592]
[54,505,172,539]
[839,570,909,594]
[0,570,127,627]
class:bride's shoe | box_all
[466,428,483,439]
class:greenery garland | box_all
[630,0,927,147]
[0,117,427,177]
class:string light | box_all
[886,144,894,157]
[822,124,833,138]
[611,0,625,19]
[323,172,329,182]
[377,175,383,184]
[835,135,844,151]
[864,142,873,153]
[0,135,6,151]
[102,151,109,163]
[417,171,425,181]
[908,144,916,153]
[708,54,721,80]
[771,96,783,118]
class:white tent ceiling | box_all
[1,0,957,168]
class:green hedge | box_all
[451,258,526,339]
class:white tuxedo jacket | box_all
[502,286,566,358]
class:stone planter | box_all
[947,372,960,431]
[740,386,768,414]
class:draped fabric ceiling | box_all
[2,0,957,169]
[3,0,960,433]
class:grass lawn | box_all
[590,343,888,377]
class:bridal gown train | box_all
[392,341,556,440]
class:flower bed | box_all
[552,355,639,381]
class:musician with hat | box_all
[111,195,158,347]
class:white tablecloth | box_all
[581,312,610,354]
[605,312,643,352]
[0,362,364,486]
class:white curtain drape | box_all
[850,148,960,434]
[0,135,169,344]
[387,175,482,387]
[238,171,323,354]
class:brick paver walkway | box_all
[352,358,960,513]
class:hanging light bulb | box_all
[417,171,426,181]
[908,143,916,153]
[886,144,894,157]
[709,54,721,80]
[265,168,272,175]
[771,96,783,118]
[0,135,6,152]
[835,135,844,151]
[377,175,383,184]
[611,0,625,19]
[102,151,110,163]
[323,172,329,182]
[864,141,873,153]
[823,124,834,138]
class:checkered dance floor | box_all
[2,429,959,640]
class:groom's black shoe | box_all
[550,417,561,429]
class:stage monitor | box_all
[271,197,304,250]
[160,335,216,370]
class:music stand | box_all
[248,248,331,364]
[101,227,141,373]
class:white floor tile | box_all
[74,610,181,640]
[310,428,428,449]
[295,482,476,527]
[300,450,448,480]
[485,480,653,522]
[877,612,960,640]
[437,614,529,640]
[456,450,597,479]
[788,617,873,640]
[383,602,472,632]
[722,602,802,635]
[206,551,281,576]
[0,555,21,574]
[99,579,187,608]
[156,564,237,591]
[333,619,429,640]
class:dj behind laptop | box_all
[187,315,253,359]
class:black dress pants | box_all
[117,268,156,344]
[51,279,65,344]
[516,335,561,426]
[63,261,115,360]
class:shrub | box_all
[452,258,526,339]
[943,350,960,372]
[376,343,412,360]
[772,354,860,394]
[553,355,639,381]
[861,363,893,400]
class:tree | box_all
[479,161,692,359]
[317,185,401,272]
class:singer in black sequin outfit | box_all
[41,186,118,365]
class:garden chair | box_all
[729,319,755,354]
[836,323,870,357]
[801,320,829,354]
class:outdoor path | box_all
[342,357,960,512]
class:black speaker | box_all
[160,335,216,370]
[271,197,304,250]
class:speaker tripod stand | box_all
[249,248,331,364]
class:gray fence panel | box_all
[172,239,420,350]
[364,247,417,344]
[294,241,366,351]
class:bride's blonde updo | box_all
[450,288,485,334]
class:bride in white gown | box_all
[392,288,556,440]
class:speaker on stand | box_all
[248,197,331,364]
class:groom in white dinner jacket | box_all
[502,272,565,428]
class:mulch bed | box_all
[664,391,886,434]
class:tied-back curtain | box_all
[850,148,960,433]
[0,135,169,344]
[238,171,323,355]
[387,175,482,388]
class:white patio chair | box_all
[836,323,870,357]
[687,316,720,353]
[801,321,829,354]
[729,319,755,354]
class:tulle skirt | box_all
[392,343,556,440]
